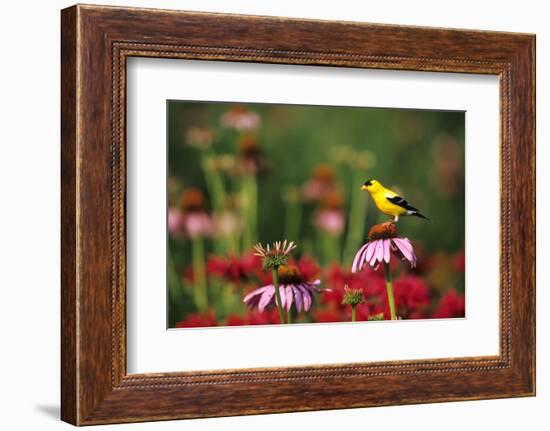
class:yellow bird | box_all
[361,179,428,223]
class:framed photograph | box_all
[61,4,535,425]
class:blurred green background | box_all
[167,101,465,327]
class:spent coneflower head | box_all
[341,285,365,306]
[237,135,264,174]
[352,222,417,272]
[180,187,206,212]
[253,240,297,271]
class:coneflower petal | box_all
[293,286,304,312]
[301,285,313,311]
[372,240,384,266]
[383,239,391,263]
[258,287,275,312]
[351,243,369,273]
[392,238,416,267]
[243,285,268,303]
[364,241,377,265]
[288,285,296,311]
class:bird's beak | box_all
[360,185,368,190]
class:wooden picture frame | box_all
[61,4,535,425]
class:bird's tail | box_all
[412,211,430,221]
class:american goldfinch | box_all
[361,179,428,222]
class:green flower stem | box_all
[272,269,286,324]
[167,245,185,324]
[351,305,357,322]
[191,236,208,311]
[343,171,368,264]
[241,174,258,250]
[200,149,228,255]
[287,309,292,324]
[384,261,397,320]
[201,148,226,213]
[284,200,302,243]
[320,231,339,265]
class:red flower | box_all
[225,310,281,326]
[294,255,321,281]
[313,308,343,323]
[433,290,465,318]
[207,253,262,284]
[352,303,371,321]
[324,265,385,309]
[454,250,465,272]
[392,276,431,318]
[175,311,218,328]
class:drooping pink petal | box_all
[352,243,369,273]
[383,239,391,263]
[310,279,322,291]
[392,238,416,267]
[258,286,275,312]
[370,240,384,266]
[397,237,414,254]
[284,285,294,311]
[301,285,313,311]
[278,285,287,309]
[293,286,304,312]
[243,285,269,303]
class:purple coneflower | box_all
[351,223,417,320]
[243,265,323,316]
[250,240,297,323]
[352,223,416,272]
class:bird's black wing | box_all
[386,195,419,212]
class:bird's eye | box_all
[364,180,372,187]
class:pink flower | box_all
[168,207,184,235]
[182,212,213,238]
[315,209,345,234]
[221,106,261,131]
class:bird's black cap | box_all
[363,179,373,187]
